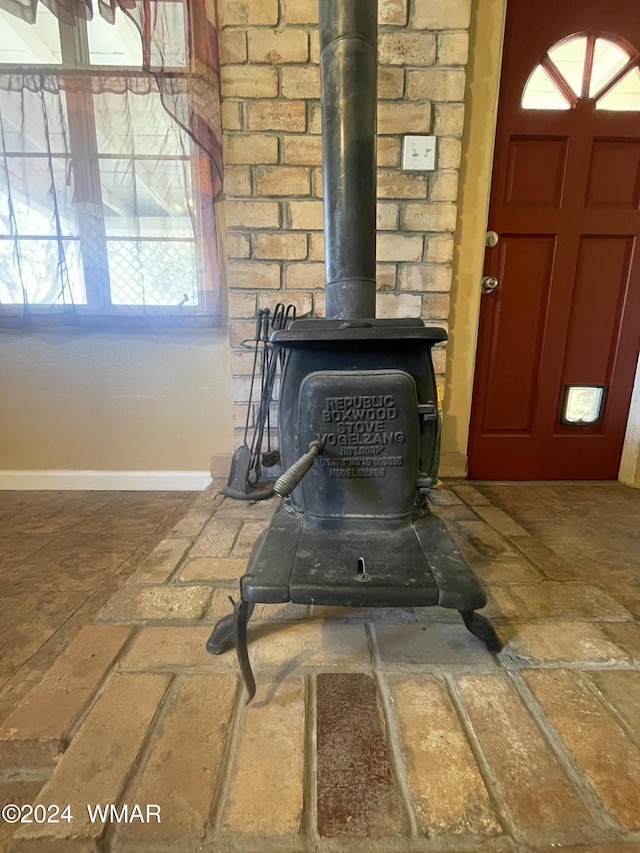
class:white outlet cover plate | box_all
[402,135,436,171]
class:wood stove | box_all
[207,0,502,700]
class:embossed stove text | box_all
[318,395,407,477]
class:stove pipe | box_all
[320,0,378,320]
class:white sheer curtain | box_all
[0,0,223,326]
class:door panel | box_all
[468,0,640,480]
[561,237,634,383]
[481,235,556,434]
[585,141,640,209]
[505,138,568,208]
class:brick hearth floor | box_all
[1,482,640,852]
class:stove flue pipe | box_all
[320,0,378,319]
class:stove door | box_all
[297,369,419,519]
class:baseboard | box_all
[0,470,213,491]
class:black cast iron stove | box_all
[207,0,502,699]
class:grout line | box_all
[228,518,248,560]
[506,538,567,583]
[209,675,246,838]
[161,505,217,584]
[505,669,620,833]
[301,672,318,851]
[165,552,196,585]
[578,670,640,751]
[0,767,51,784]
[161,513,213,585]
[444,673,519,843]
[434,489,548,581]
[103,671,175,853]
[9,602,93,694]
[367,622,420,839]
[64,627,142,749]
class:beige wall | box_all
[0,331,234,472]
[620,356,640,488]
[440,0,507,476]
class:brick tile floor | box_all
[1,481,640,852]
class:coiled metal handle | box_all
[274,440,324,497]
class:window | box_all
[0,2,221,326]
[522,35,640,112]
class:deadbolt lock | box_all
[481,276,499,294]
[485,230,500,248]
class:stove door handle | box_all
[273,440,324,497]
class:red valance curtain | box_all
[0,0,223,325]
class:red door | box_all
[467,0,640,480]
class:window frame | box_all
[0,6,221,330]
[521,32,640,112]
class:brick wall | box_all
[218,0,471,445]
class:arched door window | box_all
[522,35,640,110]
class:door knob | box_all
[481,276,499,294]
[485,231,499,248]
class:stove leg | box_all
[205,599,255,656]
[458,610,503,653]
[234,596,256,703]
[205,613,235,655]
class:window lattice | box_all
[522,35,640,111]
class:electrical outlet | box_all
[402,135,436,171]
